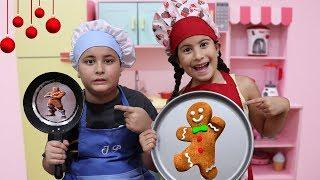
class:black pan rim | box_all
[23,72,83,135]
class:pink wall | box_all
[210,1,320,179]
[0,0,27,179]
[284,1,320,179]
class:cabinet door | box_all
[138,3,161,45]
[98,2,138,45]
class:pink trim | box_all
[60,52,70,62]
[281,7,292,26]
[240,6,250,25]
[87,0,96,21]
[235,6,292,26]
[261,6,271,25]
[208,3,215,21]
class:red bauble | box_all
[26,26,38,39]
[12,15,24,28]
[46,17,61,33]
[35,7,45,18]
[0,37,15,53]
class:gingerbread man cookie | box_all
[174,102,225,179]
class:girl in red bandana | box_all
[140,0,290,179]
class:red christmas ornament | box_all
[46,17,61,33]
[26,26,38,39]
[0,37,15,53]
[35,7,45,18]
[12,15,24,27]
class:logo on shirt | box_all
[101,144,122,155]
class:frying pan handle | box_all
[52,133,64,179]
[55,165,63,179]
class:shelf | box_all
[290,104,303,109]
[230,56,286,61]
[99,0,162,2]
[253,164,294,180]
[254,138,295,148]
[134,45,165,49]
[59,45,167,63]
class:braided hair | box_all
[168,41,229,102]
[168,53,185,102]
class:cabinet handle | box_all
[141,18,145,31]
[131,17,136,31]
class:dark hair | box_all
[168,53,185,102]
[168,41,230,102]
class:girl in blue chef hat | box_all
[42,19,157,179]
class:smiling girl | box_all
[139,0,290,179]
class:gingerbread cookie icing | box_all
[174,102,226,179]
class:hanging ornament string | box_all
[31,0,33,25]
[53,0,55,15]
[26,0,38,39]
[46,0,61,33]
[1,0,16,53]
[7,0,9,34]
[13,0,24,28]
[35,0,45,18]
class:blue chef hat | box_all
[70,19,135,70]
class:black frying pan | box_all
[23,72,83,179]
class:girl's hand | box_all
[44,140,69,165]
[114,105,153,133]
[246,96,289,118]
[139,129,157,152]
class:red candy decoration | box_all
[12,15,24,27]
[0,37,15,53]
[197,147,204,154]
[35,7,45,18]
[197,135,203,142]
[46,17,61,33]
[26,26,38,39]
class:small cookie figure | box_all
[44,86,66,118]
[174,102,225,179]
